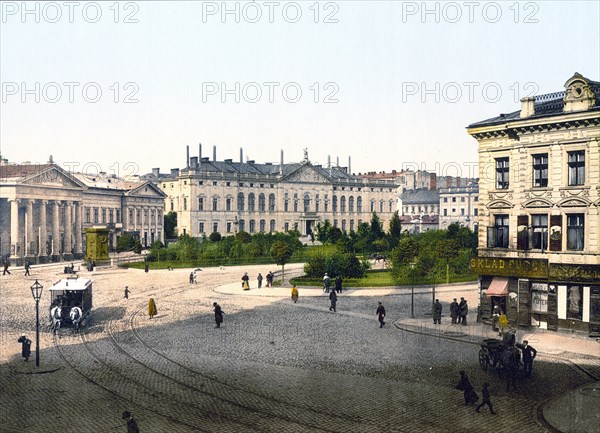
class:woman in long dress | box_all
[291,285,299,303]
[148,298,157,319]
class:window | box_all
[340,196,346,213]
[101,208,106,224]
[452,197,456,203]
[284,199,289,212]
[567,214,584,251]
[127,209,132,225]
[226,222,232,233]
[304,194,311,212]
[85,207,91,223]
[460,209,465,216]
[567,285,583,320]
[443,197,448,203]
[269,194,276,212]
[357,196,362,212]
[259,219,266,232]
[249,219,256,233]
[474,209,478,216]
[199,222,205,233]
[443,209,448,216]
[237,193,245,211]
[293,200,298,212]
[238,219,245,231]
[270,219,276,232]
[495,157,509,189]
[258,193,266,212]
[116,209,121,223]
[488,215,509,248]
[284,222,289,231]
[342,219,346,231]
[332,196,338,212]
[198,197,204,211]
[213,222,218,233]
[348,196,354,212]
[170,201,174,211]
[212,197,218,211]
[183,198,187,211]
[461,197,465,202]
[370,201,375,213]
[350,219,354,231]
[379,201,384,213]
[226,198,232,211]
[212,181,217,186]
[389,200,393,212]
[248,193,255,211]
[137,209,141,224]
[533,154,548,187]
[474,196,478,202]
[108,209,114,223]
[531,214,548,250]
[568,151,585,185]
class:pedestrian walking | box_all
[266,271,273,287]
[323,273,331,293]
[213,302,224,328]
[516,340,537,377]
[335,275,342,293]
[475,382,496,414]
[257,273,263,289]
[328,289,337,312]
[450,298,459,324]
[189,272,194,284]
[433,299,442,324]
[291,285,299,303]
[376,302,386,328]
[124,286,130,299]
[122,411,140,433]
[459,297,468,325]
[17,336,31,361]
[3,260,11,275]
[242,272,250,290]
[24,261,31,276]
[455,370,478,406]
[144,262,149,273]
[148,298,157,319]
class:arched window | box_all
[303,194,311,212]
[379,200,384,213]
[270,219,276,232]
[198,196,205,211]
[371,200,376,212]
[237,193,245,211]
[350,219,355,231]
[212,196,219,211]
[332,195,338,212]
[268,193,276,212]
[238,219,245,231]
[357,196,362,212]
[342,219,346,231]
[340,196,346,213]
[249,219,256,233]
[389,200,393,212]
[258,193,266,212]
[248,193,255,211]
[259,219,266,232]
[349,196,354,212]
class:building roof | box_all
[399,188,439,204]
[468,73,600,128]
[0,164,52,180]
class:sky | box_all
[1,1,599,179]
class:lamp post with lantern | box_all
[30,279,43,367]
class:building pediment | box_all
[557,197,591,208]
[282,164,331,184]
[486,199,514,209]
[523,198,553,208]
[21,165,87,189]
[126,181,167,198]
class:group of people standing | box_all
[450,297,469,325]
[322,273,343,294]
[241,271,275,289]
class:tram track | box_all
[52,273,383,432]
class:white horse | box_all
[69,306,83,332]
[50,306,62,335]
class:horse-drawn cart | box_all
[49,277,92,333]
[478,338,506,371]
[479,337,524,390]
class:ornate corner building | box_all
[467,73,600,335]
[0,162,166,265]
[155,149,398,239]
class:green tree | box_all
[392,236,419,266]
[117,232,141,254]
[370,212,385,240]
[388,211,402,248]
[209,232,222,242]
[315,220,332,243]
[164,211,177,239]
[271,241,293,284]
[436,238,460,283]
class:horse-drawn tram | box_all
[49,277,93,333]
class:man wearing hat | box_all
[122,411,139,433]
[516,340,537,377]
[450,298,459,324]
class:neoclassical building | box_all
[468,73,600,335]
[155,150,398,238]
[0,161,166,264]
[439,183,479,232]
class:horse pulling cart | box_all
[479,337,524,390]
[49,277,92,334]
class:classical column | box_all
[64,201,73,255]
[52,201,60,257]
[38,200,47,257]
[25,199,34,257]
[9,199,20,258]
[74,202,82,255]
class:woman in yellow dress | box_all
[291,285,299,303]
[148,298,157,319]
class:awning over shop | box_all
[485,277,509,296]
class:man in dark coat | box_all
[335,276,342,293]
[24,261,31,276]
[433,299,443,324]
[241,272,250,289]
[459,298,468,325]
[18,336,31,361]
[475,382,496,415]
[213,302,224,328]
[516,340,537,377]
[376,302,386,328]
[455,370,478,405]
[122,411,140,433]
[450,298,459,324]
[329,290,337,312]
[2,261,10,275]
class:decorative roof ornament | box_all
[303,148,309,163]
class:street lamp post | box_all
[30,279,43,367]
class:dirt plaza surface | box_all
[1,262,599,433]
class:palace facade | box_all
[155,150,398,238]
[468,73,600,335]
[0,161,166,264]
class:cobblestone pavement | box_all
[0,263,597,432]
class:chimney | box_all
[152,168,160,177]
[336,156,339,167]
[348,156,351,174]
[213,145,217,162]
[520,97,535,118]
[170,168,179,177]
[240,147,243,163]
[199,143,202,158]
[189,157,199,167]
[280,149,284,175]
[328,155,332,175]
[186,145,190,167]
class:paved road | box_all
[0,263,594,432]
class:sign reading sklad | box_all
[469,257,549,279]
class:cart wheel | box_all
[478,349,489,371]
